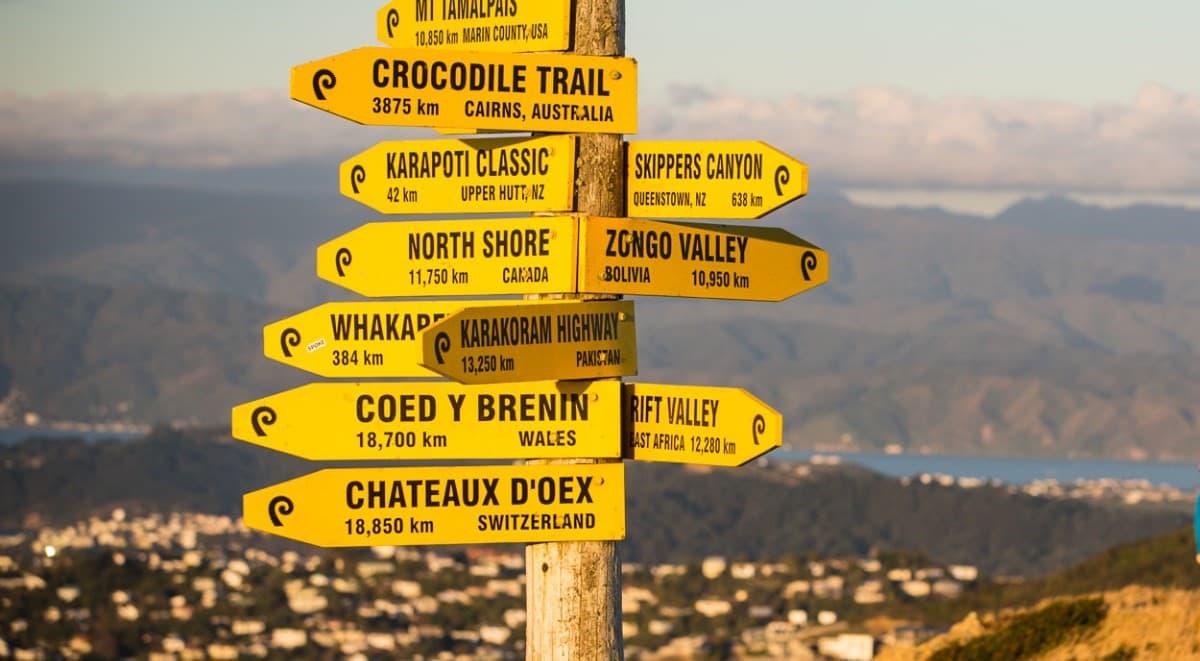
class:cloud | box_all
[0,90,422,169]
[644,83,1200,193]
[3,84,1200,192]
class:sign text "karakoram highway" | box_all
[291,47,637,134]
[422,299,638,384]
[243,463,626,547]
[232,380,622,461]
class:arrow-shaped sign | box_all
[421,299,638,384]
[339,135,575,214]
[320,215,828,302]
[317,217,578,297]
[232,380,621,461]
[626,141,808,219]
[244,463,626,547]
[263,300,546,378]
[623,383,782,467]
[377,0,571,53]
[577,216,828,301]
[290,47,638,134]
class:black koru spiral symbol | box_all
[312,69,336,101]
[386,9,400,38]
[433,332,452,364]
[335,248,352,277]
[774,165,790,196]
[751,414,766,445]
[800,250,818,281]
[280,328,301,357]
[268,495,294,527]
[250,406,276,437]
[350,164,366,194]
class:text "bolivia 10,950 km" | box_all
[290,47,637,134]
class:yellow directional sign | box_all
[623,383,783,467]
[244,463,626,547]
[318,217,578,297]
[232,380,621,460]
[339,135,575,214]
[377,0,571,53]
[421,300,638,384]
[577,216,828,301]
[290,47,638,134]
[627,141,808,219]
[264,300,539,378]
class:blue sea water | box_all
[773,450,1200,491]
[2,427,1197,490]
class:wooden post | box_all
[525,1,626,658]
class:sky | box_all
[3,0,1200,213]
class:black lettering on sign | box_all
[372,59,528,93]
[355,394,437,423]
[345,478,500,508]
[509,475,594,505]
[534,66,611,96]
[603,228,672,259]
[330,313,443,341]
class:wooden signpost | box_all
[240,0,829,657]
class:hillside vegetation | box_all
[4,180,1200,458]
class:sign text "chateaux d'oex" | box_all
[244,463,626,547]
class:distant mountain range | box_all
[0,428,1186,577]
[2,178,1199,459]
